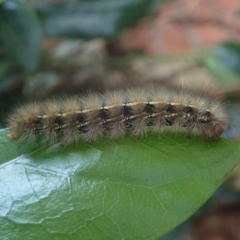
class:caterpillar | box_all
[7,85,229,145]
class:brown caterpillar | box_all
[7,86,229,145]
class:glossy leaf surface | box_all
[0,129,240,239]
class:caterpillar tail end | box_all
[8,132,19,140]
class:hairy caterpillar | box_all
[7,86,229,145]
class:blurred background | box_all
[1,0,240,239]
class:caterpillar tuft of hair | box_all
[7,86,229,145]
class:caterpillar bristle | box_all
[7,85,229,145]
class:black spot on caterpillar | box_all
[7,86,229,145]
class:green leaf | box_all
[1,128,240,239]
[215,42,240,74]
[0,0,42,73]
[38,0,153,38]
[147,0,167,14]
[203,55,240,85]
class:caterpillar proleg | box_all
[7,85,229,145]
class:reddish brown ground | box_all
[118,0,240,54]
